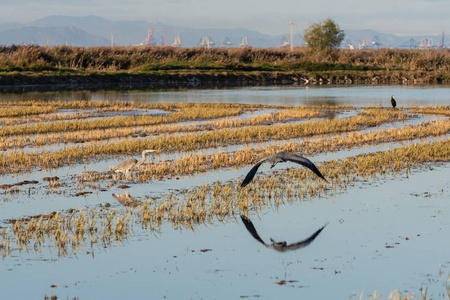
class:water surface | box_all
[0,85,449,299]
[2,85,450,106]
[1,165,449,299]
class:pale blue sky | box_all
[1,0,449,36]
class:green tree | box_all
[303,18,345,53]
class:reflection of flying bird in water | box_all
[240,152,328,187]
[240,215,327,252]
[111,149,156,177]
[112,192,143,207]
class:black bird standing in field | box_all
[391,96,397,108]
[240,151,328,187]
[240,215,327,252]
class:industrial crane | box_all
[198,37,215,48]
[172,34,182,47]
[141,29,166,46]
[240,37,249,47]
[438,31,445,49]
[222,37,233,47]
[142,29,154,45]
[281,37,290,48]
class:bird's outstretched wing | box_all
[240,152,327,187]
[280,152,328,182]
[240,159,268,187]
[241,215,328,252]
[280,223,327,251]
[240,215,267,246]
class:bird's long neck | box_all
[134,152,147,169]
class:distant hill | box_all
[342,29,446,49]
[27,15,285,47]
[0,15,447,48]
[0,25,109,46]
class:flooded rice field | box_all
[2,84,450,106]
[0,85,449,299]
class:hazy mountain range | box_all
[0,15,447,49]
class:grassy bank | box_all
[1,45,450,86]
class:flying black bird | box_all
[240,215,327,252]
[240,151,327,187]
[391,96,397,108]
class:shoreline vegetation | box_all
[1,45,450,88]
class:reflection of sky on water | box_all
[1,85,450,106]
[1,165,449,299]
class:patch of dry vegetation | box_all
[0,102,269,137]
[0,99,272,113]
[0,101,449,259]
[0,208,131,258]
[2,45,450,74]
[2,139,448,258]
[0,105,58,118]
[0,105,339,149]
[131,119,450,182]
[408,105,450,116]
[142,139,450,227]
[0,107,409,173]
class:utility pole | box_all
[111,32,114,47]
[290,22,295,51]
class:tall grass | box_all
[1,45,450,73]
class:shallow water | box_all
[1,165,449,299]
[0,113,446,224]
[2,84,450,106]
[1,85,449,299]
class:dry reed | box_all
[2,45,450,73]
[0,107,409,173]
